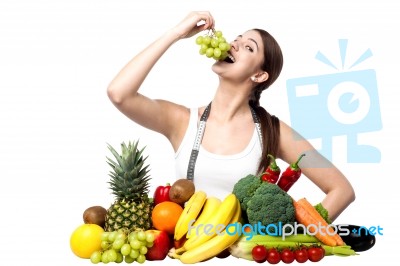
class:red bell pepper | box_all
[277,153,306,192]
[153,183,171,206]
[260,154,281,184]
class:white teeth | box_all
[228,54,235,63]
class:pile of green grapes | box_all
[195,30,231,60]
[90,229,155,264]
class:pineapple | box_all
[104,140,153,232]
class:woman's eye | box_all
[246,46,254,52]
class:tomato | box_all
[266,248,281,264]
[252,245,267,263]
[294,248,308,263]
[280,248,295,264]
[307,246,325,262]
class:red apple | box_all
[145,230,171,261]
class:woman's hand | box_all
[172,11,215,40]
[278,121,355,221]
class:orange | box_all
[70,223,104,258]
[152,201,183,235]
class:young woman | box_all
[107,11,355,221]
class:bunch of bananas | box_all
[169,191,242,264]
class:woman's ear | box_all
[256,71,269,83]
[251,71,269,83]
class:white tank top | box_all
[175,108,262,198]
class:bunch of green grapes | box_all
[90,229,155,264]
[195,30,231,60]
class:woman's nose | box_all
[230,40,239,51]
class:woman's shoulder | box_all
[179,104,208,121]
[164,102,206,149]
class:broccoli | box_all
[232,174,262,212]
[246,182,295,234]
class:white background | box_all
[1,0,399,265]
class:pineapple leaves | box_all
[106,140,151,201]
[107,143,127,170]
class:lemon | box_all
[70,223,104,259]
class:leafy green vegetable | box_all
[232,174,262,212]
[314,202,332,224]
[246,182,295,233]
[232,175,295,233]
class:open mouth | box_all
[223,52,235,63]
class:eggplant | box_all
[334,224,376,252]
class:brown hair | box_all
[249,28,283,173]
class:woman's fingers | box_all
[197,11,215,30]
[174,11,215,39]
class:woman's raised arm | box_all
[107,12,215,141]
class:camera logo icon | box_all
[286,39,382,163]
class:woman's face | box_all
[212,30,265,82]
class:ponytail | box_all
[249,28,284,173]
[249,100,280,174]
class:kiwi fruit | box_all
[83,206,107,228]
[169,178,195,205]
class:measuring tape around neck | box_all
[186,102,263,180]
